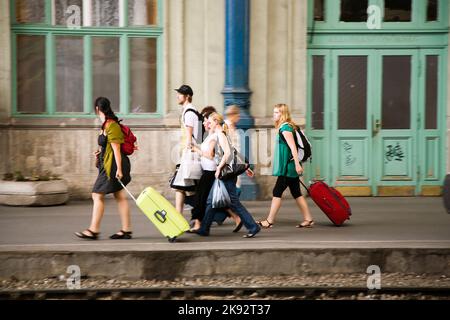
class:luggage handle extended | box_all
[300,179,335,211]
[299,178,311,196]
[118,179,137,202]
[118,179,169,224]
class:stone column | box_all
[222,0,258,200]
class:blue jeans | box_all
[198,178,260,235]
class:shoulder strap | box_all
[278,123,298,145]
[183,108,201,122]
[183,108,203,142]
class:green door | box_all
[307,48,446,196]
[373,50,419,196]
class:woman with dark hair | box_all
[75,97,132,240]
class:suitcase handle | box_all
[154,210,167,223]
[299,179,311,196]
[118,179,137,202]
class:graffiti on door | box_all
[343,142,357,167]
[385,142,405,162]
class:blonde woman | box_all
[257,104,314,229]
[189,108,243,233]
[194,112,260,238]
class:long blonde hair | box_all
[274,103,297,130]
[209,112,227,133]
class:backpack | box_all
[279,123,312,163]
[183,108,205,144]
[119,121,137,156]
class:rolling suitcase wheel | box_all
[167,237,177,243]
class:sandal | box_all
[75,229,99,240]
[110,230,133,239]
[296,220,314,228]
[232,221,243,233]
[256,219,274,229]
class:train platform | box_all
[0,196,449,281]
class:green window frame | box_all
[308,0,449,31]
[11,0,163,118]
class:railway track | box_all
[1,286,450,300]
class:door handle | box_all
[373,118,381,136]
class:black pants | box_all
[272,176,302,199]
[191,170,216,221]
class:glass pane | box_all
[56,37,84,113]
[340,0,368,22]
[427,0,438,21]
[129,0,158,26]
[382,56,411,129]
[425,56,438,129]
[93,37,120,112]
[338,56,367,130]
[55,0,83,26]
[130,38,157,113]
[384,0,412,22]
[15,0,45,23]
[314,0,325,21]
[312,56,324,130]
[17,35,46,113]
[92,0,119,26]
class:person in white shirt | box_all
[190,108,243,233]
[173,85,202,214]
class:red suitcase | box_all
[301,180,351,226]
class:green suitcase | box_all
[120,182,190,242]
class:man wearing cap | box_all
[173,85,201,215]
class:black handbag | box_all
[217,133,250,180]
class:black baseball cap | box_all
[175,85,193,96]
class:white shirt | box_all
[200,133,217,171]
[182,104,200,144]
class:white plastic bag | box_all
[211,179,231,209]
[180,150,202,180]
[170,163,196,190]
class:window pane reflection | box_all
[129,0,158,26]
[17,35,46,113]
[56,37,84,113]
[91,0,119,27]
[384,0,412,22]
[427,0,438,22]
[312,56,325,130]
[314,0,325,22]
[93,37,120,112]
[15,0,45,23]
[425,56,438,129]
[130,38,157,113]
[382,56,411,129]
[340,0,368,22]
[338,56,367,130]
